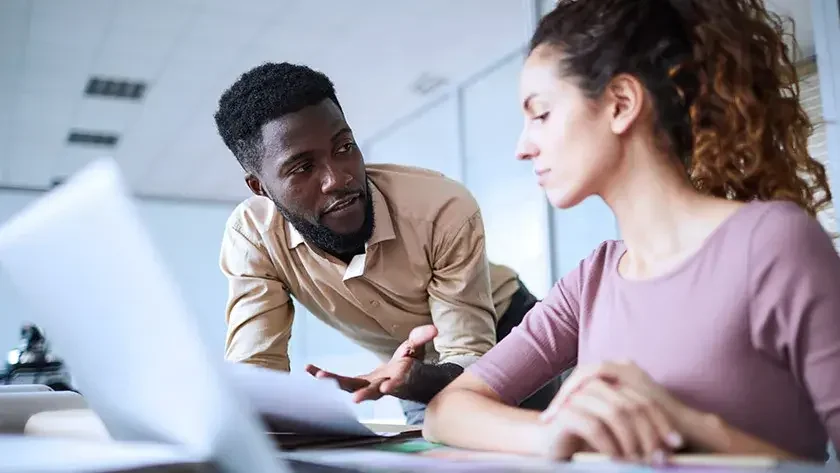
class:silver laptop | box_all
[0,159,360,473]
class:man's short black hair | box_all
[213,62,340,172]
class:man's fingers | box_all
[305,365,370,392]
[351,378,386,403]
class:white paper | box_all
[224,362,375,437]
[0,159,283,472]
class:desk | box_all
[24,409,420,442]
[20,410,840,473]
[0,435,208,473]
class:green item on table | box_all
[373,438,443,454]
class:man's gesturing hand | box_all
[305,325,438,403]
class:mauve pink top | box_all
[469,201,840,461]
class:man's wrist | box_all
[394,361,464,404]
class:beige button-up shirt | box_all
[221,164,520,372]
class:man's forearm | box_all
[396,361,465,404]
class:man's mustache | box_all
[320,189,365,216]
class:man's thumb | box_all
[408,324,438,348]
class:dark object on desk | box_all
[0,323,74,391]
[268,429,424,451]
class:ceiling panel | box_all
[5,138,62,187]
[20,42,91,95]
[0,1,28,182]
[168,16,261,66]
[15,92,76,131]
[197,140,252,201]
[73,98,140,134]
[139,115,219,191]
[27,0,114,52]
[53,145,111,182]
[0,1,28,67]
[17,0,821,203]
[91,51,168,80]
[94,0,198,80]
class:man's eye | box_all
[337,143,356,154]
[290,163,312,175]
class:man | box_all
[214,62,559,424]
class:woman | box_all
[423,0,840,464]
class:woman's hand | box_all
[540,361,804,461]
[537,362,687,463]
[544,361,698,430]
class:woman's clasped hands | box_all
[535,361,699,464]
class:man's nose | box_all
[321,164,352,193]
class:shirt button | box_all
[369,300,379,307]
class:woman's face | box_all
[515,46,622,209]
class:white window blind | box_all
[800,67,838,245]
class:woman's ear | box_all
[605,74,645,135]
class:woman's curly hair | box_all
[532,0,831,217]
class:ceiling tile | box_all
[201,0,287,22]
[5,139,63,188]
[140,115,217,181]
[0,0,27,17]
[53,145,113,182]
[0,1,28,69]
[72,98,140,134]
[28,0,113,52]
[186,139,248,200]
[91,51,164,81]
[21,42,91,95]
[5,1,534,200]
[15,92,76,131]
[0,115,11,182]
[94,0,199,78]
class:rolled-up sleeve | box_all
[220,222,294,372]
[427,209,497,369]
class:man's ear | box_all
[244,173,266,197]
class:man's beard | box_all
[274,181,375,257]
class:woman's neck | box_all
[600,144,740,278]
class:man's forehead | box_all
[261,99,346,147]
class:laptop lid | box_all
[0,158,283,472]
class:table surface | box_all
[16,409,840,473]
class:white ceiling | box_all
[0,0,816,202]
[0,0,531,201]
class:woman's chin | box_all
[545,187,583,210]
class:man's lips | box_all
[324,193,362,214]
